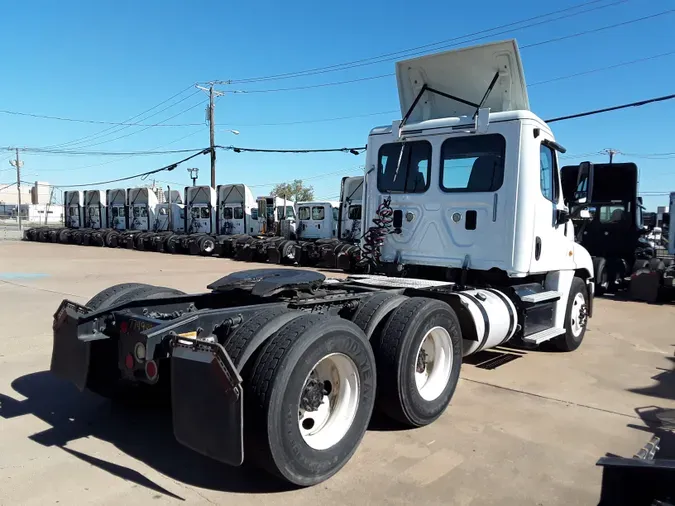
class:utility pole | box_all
[9,148,24,231]
[196,84,225,189]
[603,148,619,164]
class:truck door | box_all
[297,205,310,238]
[155,206,169,231]
[68,206,81,228]
[111,206,126,230]
[87,206,102,229]
[132,205,148,230]
[220,205,245,234]
[341,203,362,240]
[530,140,574,273]
[302,205,327,239]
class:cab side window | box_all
[540,144,560,203]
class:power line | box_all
[217,92,675,154]
[71,98,207,150]
[43,85,199,150]
[34,128,209,173]
[545,93,675,123]
[225,0,626,84]
[0,109,204,127]
[219,145,366,155]
[528,50,675,86]
[221,49,675,127]
[3,147,205,157]
[520,9,675,51]
[236,10,672,95]
[47,149,211,188]
[224,110,399,127]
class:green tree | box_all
[271,179,315,202]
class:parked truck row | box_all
[23,176,365,269]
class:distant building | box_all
[0,181,61,223]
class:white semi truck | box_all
[215,183,259,257]
[49,39,596,488]
[181,185,217,255]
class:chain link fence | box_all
[0,214,62,241]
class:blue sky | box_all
[0,0,673,210]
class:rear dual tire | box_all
[373,297,462,427]
[242,313,376,487]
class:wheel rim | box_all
[298,352,360,451]
[203,240,215,253]
[570,292,587,337]
[414,326,453,402]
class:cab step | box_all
[519,290,561,304]
[522,327,565,344]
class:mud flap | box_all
[170,339,244,466]
[50,300,98,391]
[268,247,282,264]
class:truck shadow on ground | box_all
[0,371,296,497]
[628,353,675,402]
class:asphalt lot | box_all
[1,241,674,505]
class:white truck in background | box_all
[181,185,217,255]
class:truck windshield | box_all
[312,206,325,220]
[223,207,233,219]
[348,205,362,220]
[234,207,244,219]
[377,141,431,193]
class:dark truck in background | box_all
[561,162,674,302]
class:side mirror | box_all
[574,161,594,204]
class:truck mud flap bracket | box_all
[170,338,244,466]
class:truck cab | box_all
[296,201,339,240]
[185,186,216,235]
[154,190,185,233]
[217,184,257,235]
[257,196,295,235]
[106,189,128,231]
[127,187,159,231]
[360,39,595,342]
[561,162,646,294]
[64,190,84,229]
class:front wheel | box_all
[245,314,376,487]
[554,277,589,352]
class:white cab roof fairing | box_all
[107,188,127,206]
[342,176,364,202]
[218,184,255,206]
[64,190,83,206]
[395,39,529,123]
[128,187,159,206]
[84,189,106,206]
[186,185,216,205]
[167,190,182,204]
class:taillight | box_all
[145,360,158,381]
